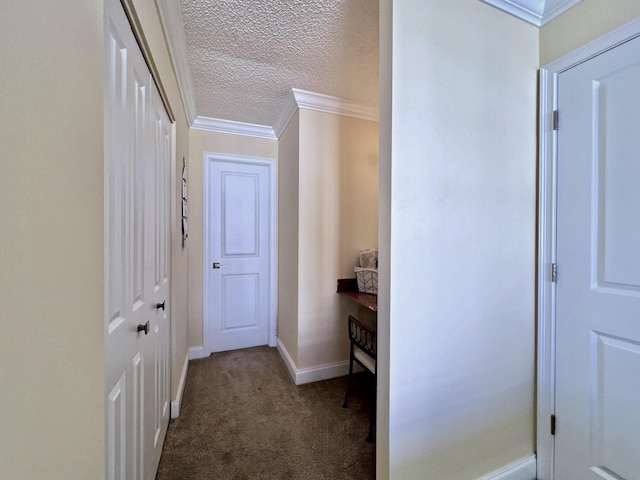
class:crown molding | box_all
[273,91,300,138]
[273,88,379,138]
[480,0,583,26]
[156,0,198,124]
[292,88,379,122]
[192,116,277,139]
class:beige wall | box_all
[0,0,190,477]
[540,0,640,65]
[277,113,301,363]
[171,118,191,397]
[278,110,379,371]
[297,110,379,369]
[0,1,105,478]
[381,1,538,479]
[188,129,278,349]
[130,0,191,409]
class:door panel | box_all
[223,174,259,255]
[596,62,640,291]
[145,84,171,477]
[107,374,126,480]
[555,35,640,480]
[222,274,259,330]
[207,160,270,352]
[105,1,148,477]
[590,333,640,480]
[105,0,170,478]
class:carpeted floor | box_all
[156,346,375,480]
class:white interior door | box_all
[104,2,148,477]
[105,0,170,478]
[555,34,640,480]
[144,81,171,478]
[206,158,271,353]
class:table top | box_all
[336,278,377,312]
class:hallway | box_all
[156,347,375,479]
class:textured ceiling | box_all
[180,0,379,127]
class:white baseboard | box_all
[188,346,208,360]
[276,338,298,382]
[170,351,189,419]
[276,337,351,385]
[476,455,536,480]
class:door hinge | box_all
[551,414,556,435]
[553,110,559,131]
[551,263,557,283]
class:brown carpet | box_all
[156,346,375,480]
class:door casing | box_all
[537,16,640,480]
[202,152,277,357]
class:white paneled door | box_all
[555,34,640,480]
[104,0,171,478]
[144,78,172,477]
[206,158,271,353]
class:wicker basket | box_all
[354,267,378,295]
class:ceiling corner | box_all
[480,0,584,27]
[273,90,299,139]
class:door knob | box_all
[137,321,150,335]
[213,262,227,269]
[156,301,165,311]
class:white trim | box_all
[193,89,378,140]
[276,338,298,383]
[192,116,277,139]
[203,152,278,356]
[479,0,583,26]
[155,0,197,124]
[292,88,379,122]
[543,17,640,74]
[273,88,379,138]
[273,91,299,138]
[188,346,207,360]
[475,455,536,480]
[540,0,583,24]
[170,352,189,419]
[537,65,557,480]
[537,17,640,480]
[276,338,352,385]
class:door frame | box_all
[537,17,640,480]
[202,152,278,357]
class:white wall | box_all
[377,0,392,474]
[381,1,538,478]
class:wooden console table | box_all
[336,278,377,312]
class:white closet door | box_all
[144,81,171,478]
[104,0,171,478]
